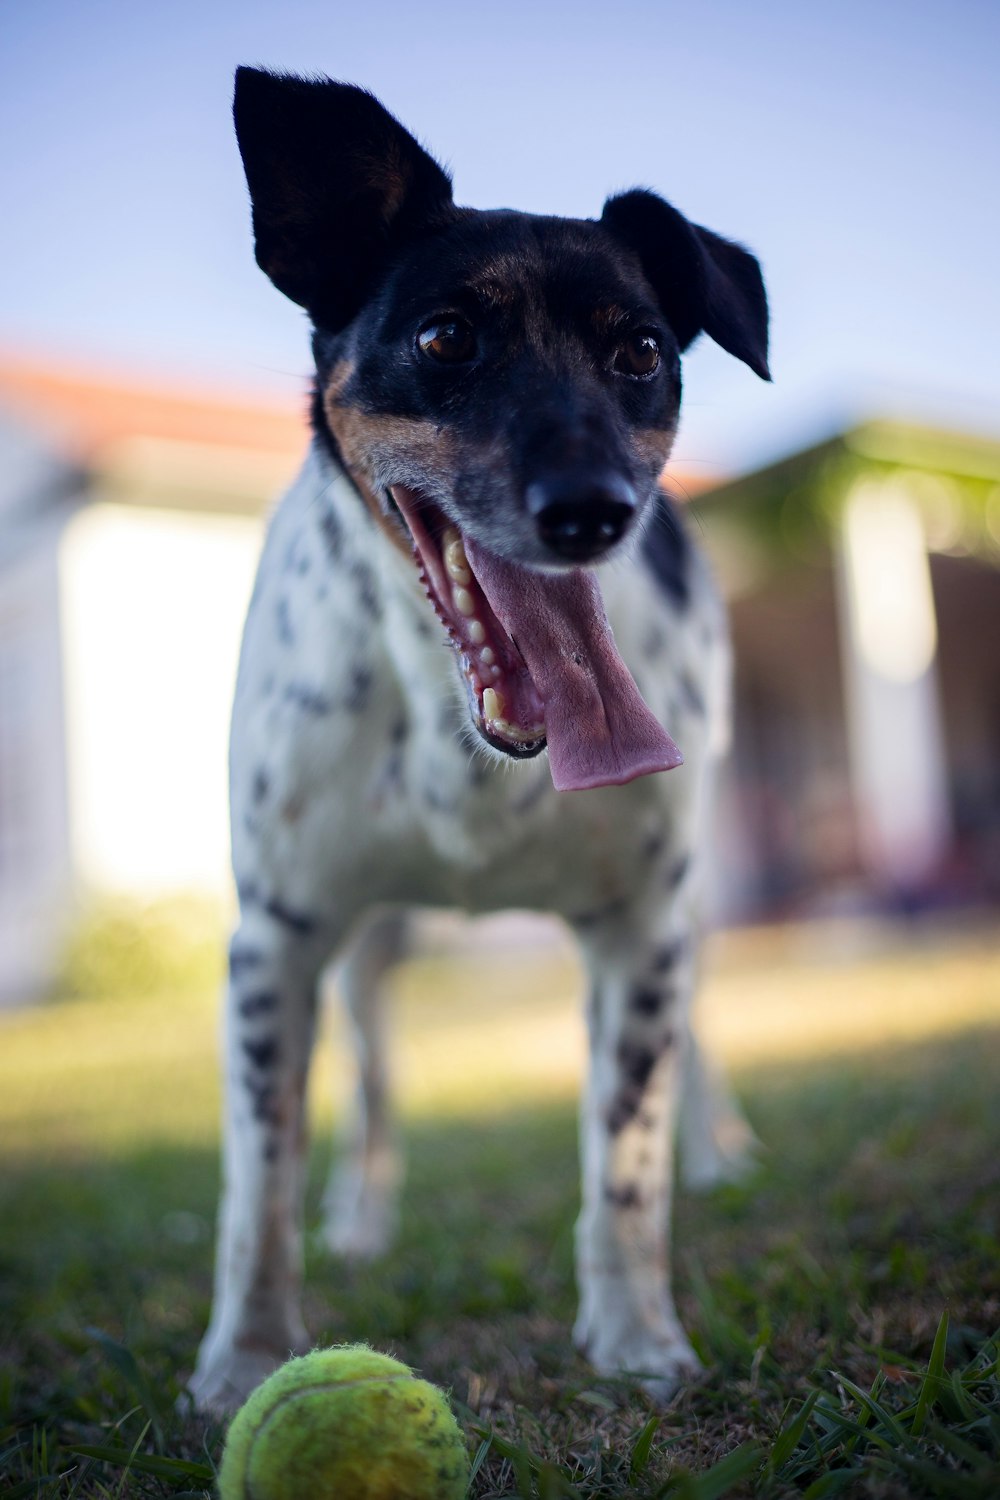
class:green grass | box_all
[1,925,998,1497]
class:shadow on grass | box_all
[1,1024,998,1496]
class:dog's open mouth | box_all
[390,484,684,792]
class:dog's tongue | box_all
[463,537,683,791]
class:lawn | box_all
[1,919,998,1497]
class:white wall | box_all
[59,501,261,896]
[835,478,951,890]
[0,522,73,1001]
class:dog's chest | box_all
[232,453,721,924]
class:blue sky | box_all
[1,0,998,474]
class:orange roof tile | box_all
[0,351,310,465]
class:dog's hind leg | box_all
[572,884,704,1402]
[321,908,409,1261]
[678,1025,760,1189]
[189,900,333,1413]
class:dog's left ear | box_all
[233,66,455,330]
[601,189,770,380]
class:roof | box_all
[0,351,311,514]
[0,352,309,461]
[692,418,1000,584]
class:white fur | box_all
[190,445,746,1412]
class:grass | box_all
[1,919,998,1497]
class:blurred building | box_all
[0,356,307,1001]
[700,422,1000,921]
[1,355,998,998]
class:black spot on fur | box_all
[572,898,629,930]
[243,1035,280,1070]
[264,897,317,936]
[629,985,666,1016]
[605,1182,643,1209]
[607,1034,674,1133]
[252,768,270,806]
[277,596,295,645]
[618,1039,657,1090]
[642,829,666,862]
[242,1072,281,1127]
[350,558,382,620]
[229,944,266,977]
[238,882,317,936]
[284,682,332,716]
[665,854,691,890]
[283,534,313,576]
[345,664,373,712]
[679,672,706,717]
[237,989,280,1018]
[391,716,409,744]
[318,503,344,563]
[650,939,686,974]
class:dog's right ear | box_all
[233,67,455,330]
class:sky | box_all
[1,0,998,476]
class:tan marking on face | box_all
[324,395,455,479]
[324,358,354,402]
[633,426,675,478]
[322,375,459,558]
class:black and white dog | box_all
[191,66,769,1412]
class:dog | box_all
[190,65,770,1413]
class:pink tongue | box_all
[463,537,683,792]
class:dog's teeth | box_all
[453,586,475,617]
[480,645,495,665]
[468,619,486,645]
[483,687,505,722]
[444,534,472,585]
[489,715,545,744]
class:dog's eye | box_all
[614,332,660,377]
[417,319,477,365]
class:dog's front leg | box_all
[572,902,702,1402]
[190,903,331,1413]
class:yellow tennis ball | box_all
[217,1345,470,1500]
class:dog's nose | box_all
[526,473,637,562]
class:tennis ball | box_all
[217,1345,469,1500]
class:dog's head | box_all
[233,67,769,790]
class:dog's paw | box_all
[320,1166,398,1261]
[188,1332,309,1415]
[321,1211,394,1261]
[573,1291,702,1404]
[681,1113,762,1191]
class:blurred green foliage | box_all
[53,895,227,1001]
